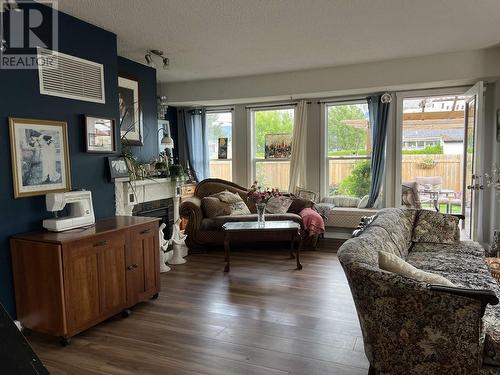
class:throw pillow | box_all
[266,196,293,214]
[332,195,359,208]
[412,210,460,244]
[201,197,231,218]
[210,190,251,216]
[378,251,455,287]
[357,195,369,209]
[288,196,315,214]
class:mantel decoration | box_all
[119,76,142,145]
[247,181,282,226]
[9,117,71,198]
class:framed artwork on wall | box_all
[108,156,129,180]
[265,133,292,159]
[118,76,142,145]
[218,138,228,159]
[84,115,116,153]
[9,118,71,198]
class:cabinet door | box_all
[64,233,127,335]
[127,223,160,305]
[97,235,127,314]
[63,244,100,334]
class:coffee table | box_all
[221,220,303,272]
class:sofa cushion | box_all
[379,251,455,287]
[287,197,315,215]
[266,196,293,214]
[322,195,359,208]
[357,195,369,208]
[322,207,378,229]
[406,251,492,277]
[412,210,460,244]
[368,208,417,258]
[201,197,231,218]
[411,241,485,258]
[200,213,301,231]
[210,190,251,216]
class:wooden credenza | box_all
[10,216,160,345]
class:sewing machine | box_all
[42,191,95,232]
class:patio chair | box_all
[415,176,444,211]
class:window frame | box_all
[320,100,371,198]
[206,107,234,181]
[249,104,296,190]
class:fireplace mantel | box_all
[114,177,180,219]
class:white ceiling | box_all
[57,0,500,83]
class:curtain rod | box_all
[245,100,312,110]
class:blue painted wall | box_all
[0,6,158,317]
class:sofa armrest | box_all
[343,265,489,373]
[179,197,203,232]
[428,284,499,316]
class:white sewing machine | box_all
[42,191,95,232]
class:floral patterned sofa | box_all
[338,208,500,374]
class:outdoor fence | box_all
[209,154,463,194]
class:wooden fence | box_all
[210,154,463,193]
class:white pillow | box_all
[378,251,455,287]
[357,195,369,208]
[266,196,293,214]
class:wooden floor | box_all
[29,240,369,375]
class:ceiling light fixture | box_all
[1,0,22,12]
[145,49,170,70]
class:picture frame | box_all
[84,115,116,153]
[496,109,500,142]
[108,156,130,180]
[265,133,292,159]
[218,137,228,159]
[118,75,142,145]
[9,117,71,198]
[295,186,318,202]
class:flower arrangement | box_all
[485,164,500,199]
[247,181,282,204]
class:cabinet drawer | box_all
[68,232,125,253]
[129,222,158,240]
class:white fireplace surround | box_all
[114,177,180,221]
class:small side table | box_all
[485,257,500,283]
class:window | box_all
[251,107,294,191]
[206,110,233,181]
[325,102,371,198]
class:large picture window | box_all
[325,102,371,198]
[206,110,233,181]
[251,107,294,191]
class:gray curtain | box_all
[179,108,209,182]
[367,95,390,208]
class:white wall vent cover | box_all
[38,48,105,104]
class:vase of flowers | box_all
[247,181,281,226]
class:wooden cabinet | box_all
[11,216,160,342]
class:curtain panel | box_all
[179,108,209,182]
[367,95,390,208]
[288,100,308,193]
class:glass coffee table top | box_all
[222,220,300,232]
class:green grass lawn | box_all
[420,202,462,214]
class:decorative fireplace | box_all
[133,198,174,239]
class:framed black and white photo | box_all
[9,118,71,198]
[118,76,142,145]
[85,115,116,153]
[108,156,129,180]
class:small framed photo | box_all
[218,138,228,159]
[9,117,71,198]
[295,187,318,202]
[108,156,129,180]
[85,115,116,153]
[496,109,500,142]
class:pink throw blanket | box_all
[299,208,325,236]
